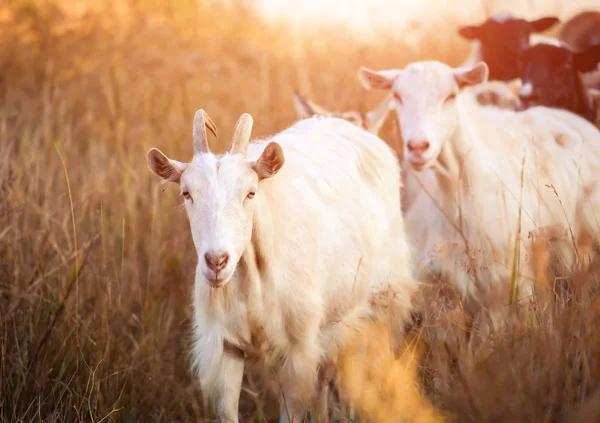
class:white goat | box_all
[289,92,428,214]
[146,110,418,422]
[358,61,600,313]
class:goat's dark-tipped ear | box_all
[529,16,560,33]
[147,148,187,183]
[574,44,600,73]
[458,25,482,40]
[252,142,285,181]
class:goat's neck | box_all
[434,103,485,201]
[237,192,274,311]
[434,133,463,193]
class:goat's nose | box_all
[204,251,229,274]
[407,140,430,154]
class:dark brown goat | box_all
[518,43,600,122]
[558,11,600,52]
[458,12,560,81]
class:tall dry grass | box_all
[2,0,600,422]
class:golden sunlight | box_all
[255,0,600,38]
[255,0,421,34]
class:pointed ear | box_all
[529,16,560,33]
[574,44,600,73]
[147,148,187,183]
[252,142,285,181]
[454,61,489,89]
[357,67,399,90]
[458,25,482,40]
[292,92,329,118]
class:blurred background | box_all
[256,0,599,38]
[2,0,600,422]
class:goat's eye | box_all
[444,93,457,104]
[393,91,403,104]
[182,191,192,201]
[246,191,256,200]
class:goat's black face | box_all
[518,43,600,119]
[518,44,578,109]
[459,15,560,81]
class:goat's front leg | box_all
[278,391,306,423]
[277,342,322,423]
[199,344,245,423]
[313,384,330,423]
[313,357,336,423]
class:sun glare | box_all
[255,0,412,33]
[255,0,438,37]
[255,0,600,38]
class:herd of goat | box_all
[146,10,600,423]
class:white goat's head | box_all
[358,61,489,171]
[147,110,284,288]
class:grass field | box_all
[2,1,600,422]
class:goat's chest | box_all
[219,297,289,366]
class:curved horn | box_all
[193,109,218,154]
[230,113,253,156]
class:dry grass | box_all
[338,321,447,423]
[2,0,600,422]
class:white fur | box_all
[360,61,600,310]
[520,81,533,98]
[290,93,421,214]
[491,11,515,24]
[160,117,418,422]
[471,79,522,110]
[530,33,563,47]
